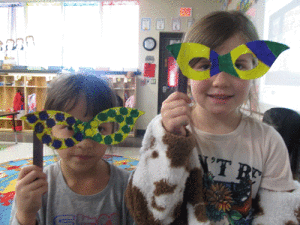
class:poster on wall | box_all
[156,18,165,30]
[187,18,195,28]
[246,7,256,18]
[141,18,151,31]
[236,0,258,12]
[220,0,230,10]
[180,7,192,17]
[144,63,156,78]
[172,18,181,31]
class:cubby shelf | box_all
[0,73,57,132]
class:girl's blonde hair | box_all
[184,10,259,47]
[185,10,260,115]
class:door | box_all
[158,32,184,114]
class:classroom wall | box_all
[0,0,223,131]
[136,0,223,130]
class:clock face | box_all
[143,37,156,51]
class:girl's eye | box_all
[235,63,244,70]
[235,54,258,71]
[59,125,73,131]
[98,126,104,133]
[97,124,113,135]
[235,62,252,71]
[195,64,211,71]
[52,125,74,139]
[190,58,211,71]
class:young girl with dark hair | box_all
[10,74,135,225]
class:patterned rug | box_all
[0,154,139,224]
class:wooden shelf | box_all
[0,128,17,132]
[0,86,25,88]
[0,73,57,132]
[0,117,22,121]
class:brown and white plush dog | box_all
[125,115,300,225]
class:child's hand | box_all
[161,92,192,136]
[15,165,48,225]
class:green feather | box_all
[265,41,289,58]
[166,43,182,59]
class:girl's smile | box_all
[207,93,234,104]
[208,95,233,104]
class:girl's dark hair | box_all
[44,73,118,116]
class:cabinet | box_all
[106,75,137,137]
[0,73,57,132]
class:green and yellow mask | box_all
[166,40,289,80]
[22,107,144,150]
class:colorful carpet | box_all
[0,154,139,225]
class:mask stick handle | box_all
[177,69,188,94]
[176,69,208,173]
[33,131,43,168]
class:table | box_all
[0,111,19,143]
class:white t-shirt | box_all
[192,115,295,224]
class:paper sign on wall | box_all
[141,18,151,31]
[180,7,192,17]
[144,63,156,78]
[172,18,181,31]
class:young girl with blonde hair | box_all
[125,11,300,225]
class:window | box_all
[26,3,63,67]
[260,0,300,112]
[0,7,10,61]
[0,7,10,43]
[101,1,139,70]
[62,2,101,69]
[0,1,139,70]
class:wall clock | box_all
[143,37,156,51]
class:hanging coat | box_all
[13,91,24,112]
